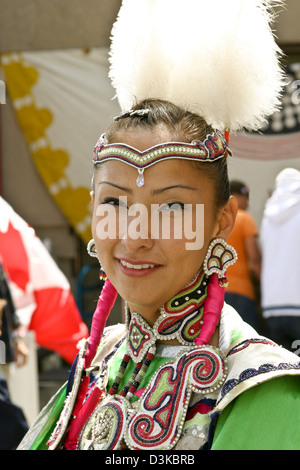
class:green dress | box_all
[18,305,300,450]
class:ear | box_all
[213,196,238,241]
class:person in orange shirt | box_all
[225,181,262,332]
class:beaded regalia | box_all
[44,0,285,451]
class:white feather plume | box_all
[109,0,285,132]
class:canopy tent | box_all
[1,48,120,243]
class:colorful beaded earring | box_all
[87,239,98,258]
[193,238,237,347]
[203,237,237,287]
[87,238,107,280]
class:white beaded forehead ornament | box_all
[92,128,230,187]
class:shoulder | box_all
[217,304,300,410]
[212,375,300,449]
[209,305,300,449]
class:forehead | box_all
[94,158,214,199]
[110,125,178,150]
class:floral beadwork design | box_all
[203,238,237,284]
[77,345,228,450]
[154,270,208,344]
[127,312,156,363]
[78,395,128,450]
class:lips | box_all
[120,260,157,269]
[117,258,161,277]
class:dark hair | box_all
[99,98,230,209]
[229,180,249,197]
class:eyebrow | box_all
[151,185,198,195]
[98,181,133,193]
[97,181,197,194]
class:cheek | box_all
[162,238,205,273]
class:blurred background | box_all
[0,0,299,442]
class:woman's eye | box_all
[101,197,128,208]
[159,202,185,211]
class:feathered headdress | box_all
[109,0,285,132]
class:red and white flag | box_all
[0,196,88,364]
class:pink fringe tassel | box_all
[84,279,118,368]
[195,273,224,346]
[63,278,117,450]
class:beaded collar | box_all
[125,269,208,363]
[49,269,227,451]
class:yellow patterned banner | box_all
[1,48,120,242]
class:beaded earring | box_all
[87,239,98,258]
[194,238,237,346]
[87,238,107,280]
[203,237,237,287]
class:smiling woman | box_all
[90,106,236,326]
[18,0,300,452]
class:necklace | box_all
[107,269,208,397]
[154,269,208,344]
[76,269,228,450]
[77,344,228,450]
[126,269,208,360]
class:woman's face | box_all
[91,128,235,324]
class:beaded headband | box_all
[92,128,230,187]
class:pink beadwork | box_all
[195,273,225,346]
[62,279,118,450]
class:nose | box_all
[121,234,154,253]
[119,204,154,252]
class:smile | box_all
[117,258,161,277]
[120,260,158,269]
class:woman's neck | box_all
[126,302,160,328]
[125,269,220,348]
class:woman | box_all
[19,99,300,451]
[19,0,300,451]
